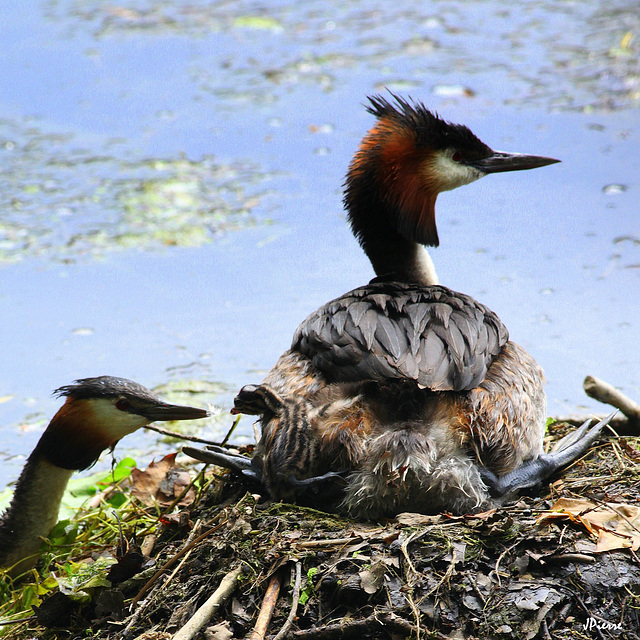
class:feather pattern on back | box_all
[293,281,509,392]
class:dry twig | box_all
[144,424,221,445]
[583,376,640,428]
[250,570,283,640]
[273,562,303,640]
[290,612,419,640]
[171,566,243,640]
[296,537,361,549]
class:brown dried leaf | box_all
[537,497,640,552]
[205,622,234,640]
[619,438,640,461]
[130,453,195,508]
[358,560,387,594]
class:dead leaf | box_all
[285,531,303,541]
[358,560,387,594]
[376,554,400,569]
[537,498,640,552]
[130,453,195,508]
[350,525,400,546]
[381,530,401,545]
[444,540,467,567]
[231,597,251,623]
[341,541,370,558]
[619,438,640,461]
[106,550,146,584]
[158,512,191,528]
[205,622,234,640]
[33,592,76,628]
[467,508,498,521]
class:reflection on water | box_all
[0,0,638,486]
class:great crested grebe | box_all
[0,377,207,577]
[185,95,612,518]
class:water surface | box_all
[0,0,638,486]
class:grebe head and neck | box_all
[343,94,560,285]
[37,376,209,471]
[1,376,208,577]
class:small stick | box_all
[131,519,226,607]
[273,562,303,640]
[221,414,242,447]
[144,424,220,445]
[250,571,283,640]
[0,616,36,626]
[171,566,243,640]
[290,612,419,640]
[296,537,361,549]
[543,553,596,564]
[140,534,157,557]
[583,376,640,425]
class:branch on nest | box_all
[289,612,421,640]
[553,377,640,437]
[251,570,283,640]
[582,376,640,435]
[583,376,640,424]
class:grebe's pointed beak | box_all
[139,402,208,422]
[468,151,560,174]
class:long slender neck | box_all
[346,190,439,286]
[0,451,73,576]
[0,403,108,577]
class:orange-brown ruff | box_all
[231,95,561,518]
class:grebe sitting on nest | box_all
[186,95,612,518]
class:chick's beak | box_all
[140,402,209,422]
[468,151,560,174]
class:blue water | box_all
[0,0,638,486]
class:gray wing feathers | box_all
[374,314,406,360]
[293,282,509,392]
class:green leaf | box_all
[105,492,128,509]
[54,558,116,602]
[299,567,319,606]
[105,457,137,483]
[47,520,78,548]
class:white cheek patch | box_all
[429,151,484,192]
[88,399,149,439]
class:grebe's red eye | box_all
[452,151,463,162]
[116,399,132,412]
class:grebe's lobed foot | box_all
[183,445,263,485]
[286,470,349,491]
[480,411,617,498]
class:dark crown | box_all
[54,376,158,403]
[366,94,492,159]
